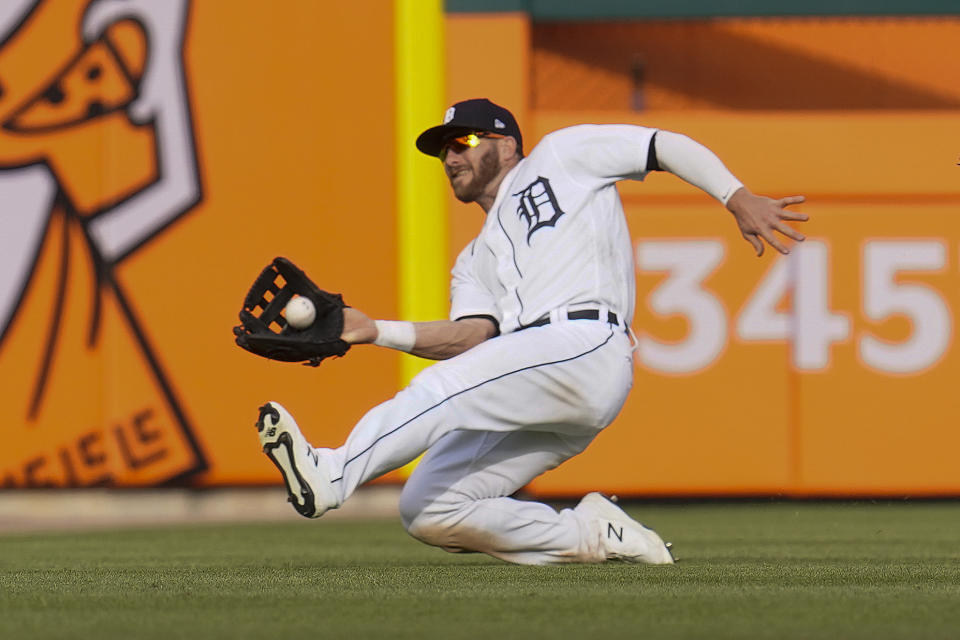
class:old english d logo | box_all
[514,176,566,244]
[0,0,206,486]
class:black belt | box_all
[520,309,619,330]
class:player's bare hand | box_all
[341,307,377,344]
[726,188,808,257]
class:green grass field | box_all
[1,501,959,639]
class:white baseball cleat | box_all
[576,492,676,564]
[257,401,338,518]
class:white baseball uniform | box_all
[312,124,660,564]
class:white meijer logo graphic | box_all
[0,0,206,487]
[513,176,566,244]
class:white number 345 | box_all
[635,239,951,375]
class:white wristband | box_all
[373,320,417,352]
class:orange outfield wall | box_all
[4,4,960,496]
[0,1,404,487]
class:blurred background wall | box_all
[2,0,959,497]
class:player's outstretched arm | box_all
[340,308,496,360]
[653,130,808,255]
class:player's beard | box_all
[450,146,500,204]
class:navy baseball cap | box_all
[416,98,523,157]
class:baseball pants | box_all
[314,319,634,564]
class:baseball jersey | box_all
[450,124,656,334]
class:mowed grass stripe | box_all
[1,502,958,640]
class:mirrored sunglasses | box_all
[439,132,505,161]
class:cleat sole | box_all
[263,431,316,518]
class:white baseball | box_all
[284,296,316,329]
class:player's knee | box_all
[403,511,450,548]
[398,491,453,547]
[402,502,461,550]
[398,485,432,528]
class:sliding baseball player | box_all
[235,98,807,565]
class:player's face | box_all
[442,138,502,204]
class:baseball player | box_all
[255,98,807,565]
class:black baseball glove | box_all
[233,257,350,366]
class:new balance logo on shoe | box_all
[607,522,624,542]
